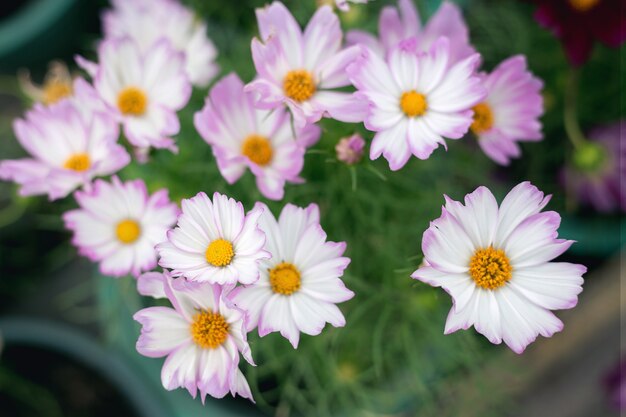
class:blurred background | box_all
[0,0,623,416]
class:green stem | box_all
[563,69,587,150]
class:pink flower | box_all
[346,0,476,65]
[230,203,354,348]
[194,73,320,200]
[472,56,544,165]
[347,37,485,170]
[412,182,586,354]
[335,134,365,164]
[78,38,191,153]
[102,0,219,87]
[0,99,129,200]
[63,177,178,278]
[335,0,368,12]
[562,120,626,213]
[245,2,367,129]
[134,271,254,402]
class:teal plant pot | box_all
[0,0,97,71]
[559,214,625,257]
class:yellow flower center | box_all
[568,0,600,12]
[63,153,91,172]
[469,246,512,290]
[470,102,494,135]
[190,310,229,349]
[117,86,147,116]
[205,239,234,267]
[269,262,301,295]
[116,219,141,244]
[241,134,273,166]
[283,70,316,102]
[400,91,427,117]
[43,81,73,105]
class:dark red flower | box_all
[528,0,626,66]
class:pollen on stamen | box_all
[118,86,148,116]
[116,219,141,244]
[269,262,301,295]
[400,91,428,117]
[283,70,316,102]
[242,134,273,166]
[190,310,230,349]
[568,0,601,12]
[63,153,91,172]
[469,246,512,290]
[471,102,494,135]
[205,238,235,267]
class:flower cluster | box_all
[137,192,353,401]
[0,0,596,409]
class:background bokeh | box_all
[0,1,623,416]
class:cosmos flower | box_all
[229,203,354,348]
[412,182,586,354]
[157,192,270,286]
[335,0,368,12]
[346,0,476,64]
[347,37,485,170]
[245,2,367,129]
[63,177,178,277]
[472,56,544,165]
[527,0,626,66]
[18,60,75,106]
[134,271,254,402]
[194,73,320,200]
[102,0,219,87]
[78,37,191,152]
[335,134,365,165]
[0,99,129,200]
[562,120,626,213]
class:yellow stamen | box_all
[400,91,427,117]
[190,310,229,349]
[117,86,147,116]
[241,134,273,166]
[269,262,301,295]
[283,70,316,102]
[469,246,512,290]
[116,219,141,244]
[568,0,600,12]
[205,239,234,267]
[470,102,494,135]
[63,153,91,172]
[42,81,73,105]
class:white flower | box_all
[134,271,254,402]
[412,182,586,353]
[157,192,270,286]
[63,177,178,277]
[230,203,354,348]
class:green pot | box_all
[559,214,625,257]
[0,0,97,71]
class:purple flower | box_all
[563,120,626,213]
[194,73,320,200]
[528,0,626,66]
[472,56,544,165]
[335,134,365,164]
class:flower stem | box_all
[563,69,587,150]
